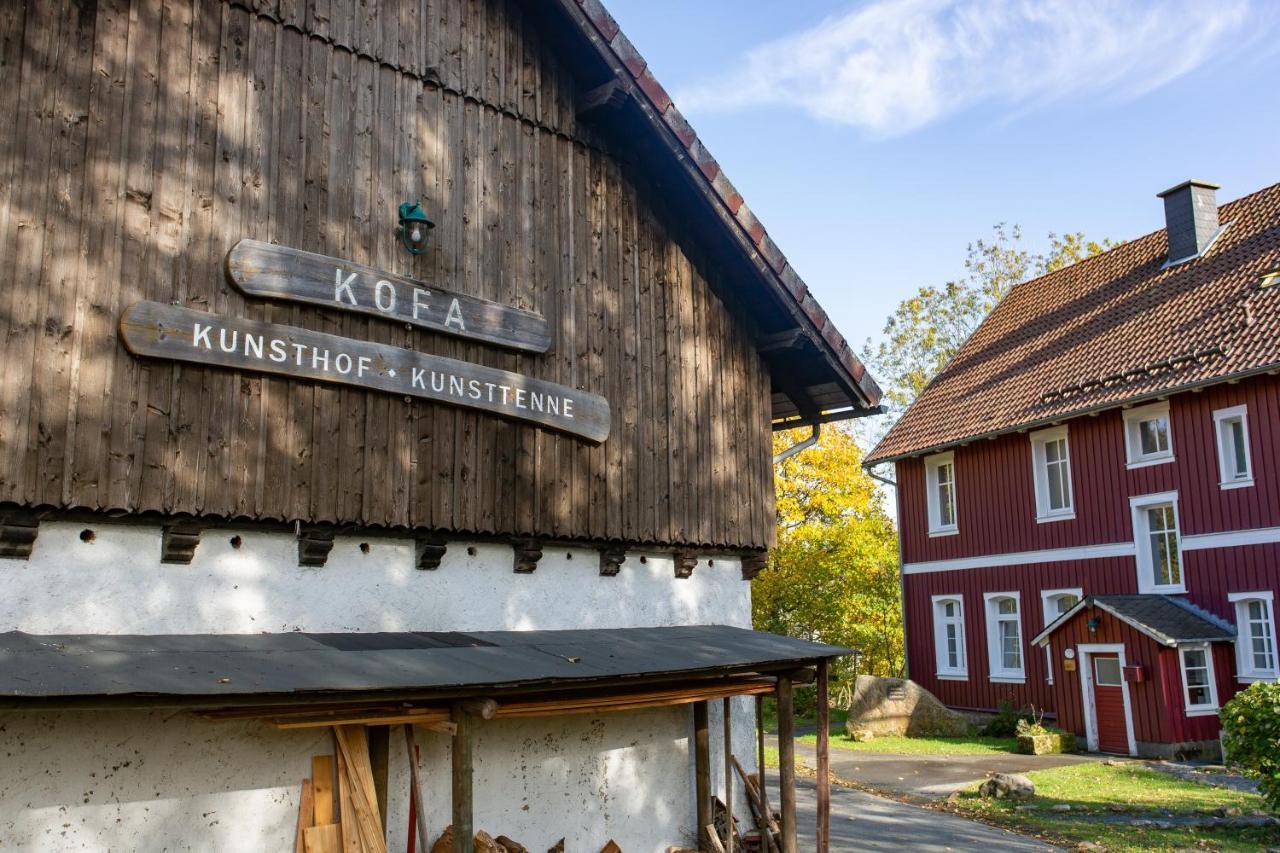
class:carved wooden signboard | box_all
[120,302,610,443]
[225,240,552,353]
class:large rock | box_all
[844,675,969,738]
[979,772,1036,800]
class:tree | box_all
[861,225,1116,420]
[753,426,903,685]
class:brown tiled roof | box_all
[567,0,882,411]
[867,181,1280,464]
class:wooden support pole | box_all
[776,675,797,853]
[722,697,734,853]
[816,659,830,853]
[450,705,474,853]
[694,701,712,851]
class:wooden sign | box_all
[120,302,610,443]
[225,240,552,353]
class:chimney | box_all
[1157,180,1223,265]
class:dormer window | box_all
[924,451,958,536]
[1123,402,1173,468]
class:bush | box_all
[981,701,1035,737]
[1220,682,1280,812]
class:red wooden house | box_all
[867,180,1280,758]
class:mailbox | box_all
[1123,664,1146,683]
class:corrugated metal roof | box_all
[0,625,846,704]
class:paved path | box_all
[769,774,1058,851]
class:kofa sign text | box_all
[119,302,609,443]
[226,240,551,353]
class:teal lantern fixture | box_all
[397,201,435,255]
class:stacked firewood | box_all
[429,829,620,853]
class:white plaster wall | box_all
[0,522,761,851]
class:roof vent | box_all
[1157,180,1225,266]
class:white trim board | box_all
[902,542,1135,575]
[1183,526,1280,551]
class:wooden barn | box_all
[0,0,880,850]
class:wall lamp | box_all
[398,201,435,255]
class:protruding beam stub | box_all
[740,551,769,580]
[415,535,448,570]
[577,76,628,117]
[297,527,335,567]
[599,545,626,577]
[674,550,697,579]
[160,520,202,565]
[0,513,39,560]
[513,539,542,574]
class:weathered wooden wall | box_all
[0,0,777,549]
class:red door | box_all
[1092,654,1130,754]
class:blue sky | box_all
[605,0,1280,351]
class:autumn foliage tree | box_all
[752,426,903,685]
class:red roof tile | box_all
[867,182,1280,464]
[570,0,882,412]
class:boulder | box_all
[844,675,968,738]
[978,773,1035,800]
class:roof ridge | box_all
[572,0,881,410]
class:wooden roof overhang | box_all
[529,0,883,429]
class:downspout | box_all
[773,422,820,465]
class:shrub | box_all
[1220,682,1280,812]
[981,701,1035,737]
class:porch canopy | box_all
[0,624,844,852]
[1033,594,1237,647]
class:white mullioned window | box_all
[931,595,967,679]
[1030,426,1074,521]
[984,592,1025,682]
[1213,405,1253,489]
[1123,402,1174,468]
[925,451,958,536]
[1229,592,1277,681]
[1178,643,1219,716]
[1130,492,1184,593]
[1040,588,1082,684]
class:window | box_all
[1040,588,1082,683]
[984,592,1025,681]
[1178,644,1219,715]
[1213,405,1253,489]
[931,595,967,678]
[1094,656,1122,686]
[1030,426,1074,521]
[1123,402,1174,468]
[925,451,958,536]
[1130,492,1184,593]
[1229,592,1277,681]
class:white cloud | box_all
[675,0,1263,137]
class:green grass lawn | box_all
[798,732,1019,755]
[950,762,1274,852]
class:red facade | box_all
[897,374,1280,753]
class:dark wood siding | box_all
[0,0,777,549]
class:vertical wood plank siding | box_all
[0,0,777,550]
[901,375,1280,721]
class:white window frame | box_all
[1229,591,1277,682]
[1078,643,1138,755]
[931,595,968,680]
[1029,426,1075,522]
[1123,401,1174,469]
[1130,491,1185,594]
[983,591,1025,683]
[924,451,958,537]
[1212,405,1254,490]
[1178,643,1220,716]
[1040,587,1083,684]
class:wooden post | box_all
[450,705,474,853]
[722,697,734,853]
[776,674,797,853]
[694,701,712,851]
[816,659,830,853]
[404,725,431,853]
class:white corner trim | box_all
[902,541,1135,575]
